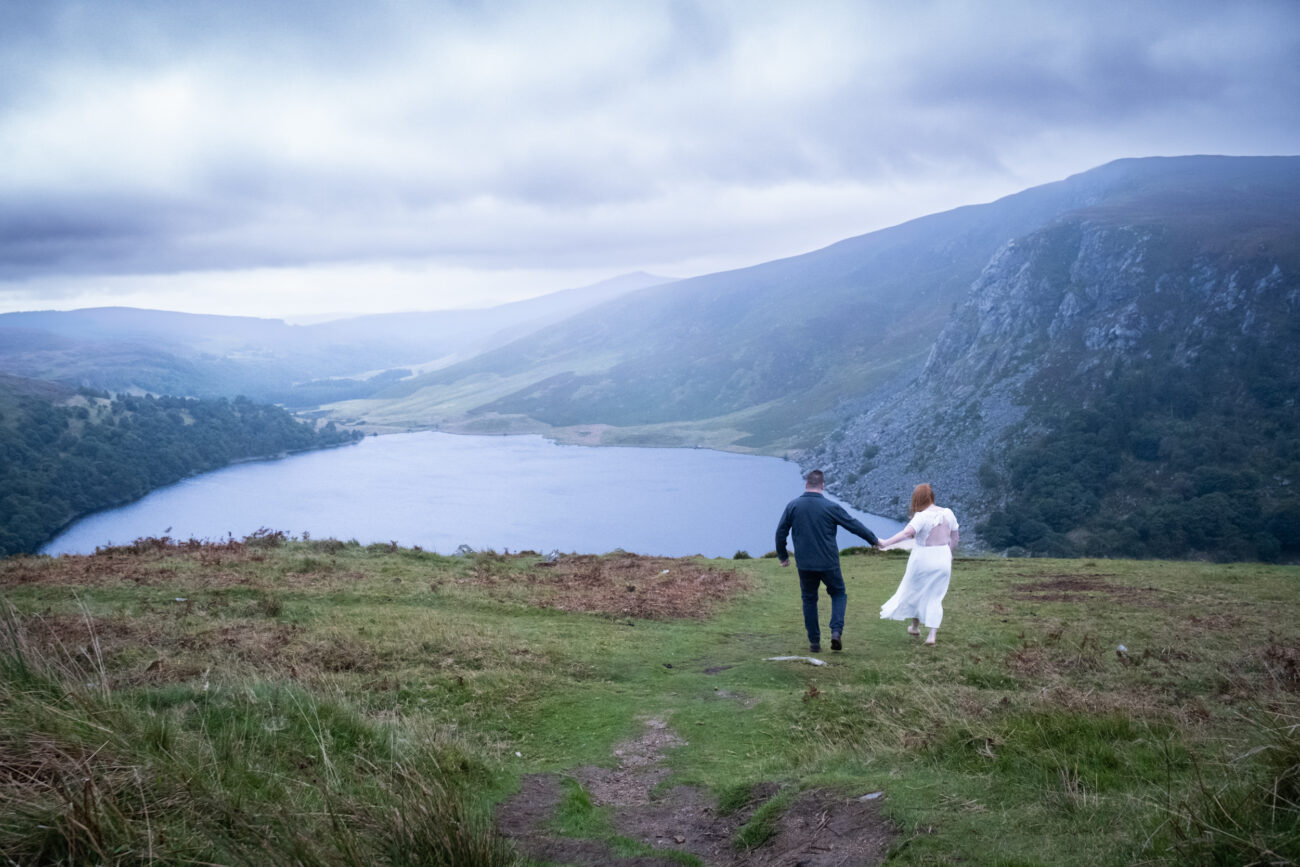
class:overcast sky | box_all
[2,0,1298,319]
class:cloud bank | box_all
[2,0,1298,316]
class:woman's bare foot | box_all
[907,618,920,637]
[924,628,937,645]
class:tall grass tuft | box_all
[1151,709,1300,864]
[733,789,792,850]
[0,600,521,865]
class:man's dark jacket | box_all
[775,491,879,571]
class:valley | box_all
[4,156,1298,562]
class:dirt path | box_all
[496,717,895,866]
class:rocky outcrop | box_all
[811,210,1300,544]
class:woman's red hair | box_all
[910,483,934,516]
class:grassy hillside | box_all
[336,155,1115,451]
[341,157,1300,455]
[3,538,1296,864]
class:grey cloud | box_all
[2,0,1298,290]
[910,40,1220,127]
[905,5,1300,125]
[0,194,232,277]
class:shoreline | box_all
[338,416,804,460]
[33,436,365,557]
[38,430,902,559]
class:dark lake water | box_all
[42,432,901,558]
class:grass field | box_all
[2,536,1297,865]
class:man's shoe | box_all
[831,631,843,651]
[809,643,821,653]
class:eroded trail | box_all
[496,717,895,866]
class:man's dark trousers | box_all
[798,566,846,645]
[776,489,877,648]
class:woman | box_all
[878,484,959,646]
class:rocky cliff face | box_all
[812,203,1300,546]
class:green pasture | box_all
[1,541,1297,865]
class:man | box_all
[775,469,879,653]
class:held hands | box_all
[877,529,910,549]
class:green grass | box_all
[2,541,1298,864]
[0,610,517,864]
[732,788,792,849]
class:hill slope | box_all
[345,156,1300,560]
[352,158,1293,450]
[811,156,1300,558]
[0,273,672,405]
[353,169,1105,446]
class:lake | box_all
[42,432,902,558]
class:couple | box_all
[775,470,959,651]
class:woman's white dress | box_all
[880,505,959,628]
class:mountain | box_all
[304,271,674,368]
[351,158,1287,442]
[5,158,1296,560]
[344,169,1114,445]
[0,273,672,405]
[346,155,1300,559]
[0,309,318,401]
[810,156,1300,559]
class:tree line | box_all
[0,387,363,557]
[978,330,1300,561]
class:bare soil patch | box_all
[468,553,751,619]
[575,717,684,807]
[1009,575,1159,605]
[495,774,680,867]
[744,791,894,866]
[1186,612,1241,631]
[1261,642,1300,692]
[496,718,894,866]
